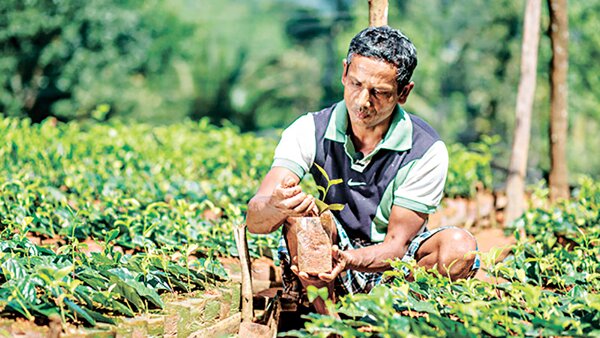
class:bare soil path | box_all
[472,227,515,282]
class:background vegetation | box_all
[1,0,599,178]
[1,2,598,332]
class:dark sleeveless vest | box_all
[309,103,441,243]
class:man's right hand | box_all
[269,176,317,218]
[247,168,318,234]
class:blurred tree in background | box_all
[0,0,599,178]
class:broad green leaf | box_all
[107,275,145,310]
[110,299,135,317]
[74,286,94,307]
[327,204,344,211]
[105,229,120,243]
[328,179,343,186]
[315,200,329,214]
[314,163,329,182]
[409,300,438,315]
[65,298,96,326]
[2,258,27,280]
[125,280,164,308]
[306,285,318,303]
[85,308,117,324]
[316,186,326,197]
[78,270,110,290]
[317,287,328,301]
[186,244,199,257]
[306,286,328,303]
[7,300,34,320]
[55,265,74,281]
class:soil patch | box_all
[472,228,515,283]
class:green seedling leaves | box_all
[306,285,329,303]
[328,178,343,186]
[105,274,145,310]
[327,203,344,211]
[105,229,120,244]
[314,163,330,183]
[64,298,96,326]
[315,199,329,214]
[312,163,345,215]
[0,116,598,334]
[316,185,326,197]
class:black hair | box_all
[347,26,417,88]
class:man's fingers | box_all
[291,261,315,281]
[331,261,345,277]
[281,192,308,210]
[318,246,345,283]
[308,200,318,216]
[281,176,297,189]
[277,185,302,199]
[317,272,334,283]
[319,262,344,283]
[331,245,340,259]
[293,195,314,214]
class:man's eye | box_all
[374,90,391,97]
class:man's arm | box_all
[347,205,426,271]
[318,205,426,281]
[246,167,316,234]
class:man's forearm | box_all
[345,242,407,273]
[246,196,287,234]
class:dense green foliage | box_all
[0,234,222,325]
[445,135,499,198]
[2,0,599,177]
[289,179,600,337]
[0,110,596,334]
[0,115,497,325]
[0,116,279,325]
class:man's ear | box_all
[341,59,349,85]
[398,82,415,104]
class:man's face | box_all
[342,55,413,129]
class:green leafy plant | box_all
[287,177,600,337]
[445,135,499,198]
[313,163,345,215]
[306,285,329,303]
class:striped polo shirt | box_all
[272,100,448,243]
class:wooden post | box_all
[505,0,542,225]
[547,0,569,202]
[233,224,253,322]
[368,0,388,27]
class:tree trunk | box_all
[368,0,388,27]
[548,0,570,201]
[505,0,542,225]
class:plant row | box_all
[290,178,600,337]
[0,116,497,326]
[0,117,277,325]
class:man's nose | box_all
[357,88,371,108]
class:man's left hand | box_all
[318,245,351,283]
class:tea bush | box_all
[445,135,499,198]
[0,115,500,326]
[289,178,600,337]
[0,116,277,324]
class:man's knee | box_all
[438,228,477,279]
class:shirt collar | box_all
[324,100,413,152]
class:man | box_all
[246,26,478,311]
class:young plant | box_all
[313,163,345,215]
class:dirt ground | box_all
[472,227,515,282]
